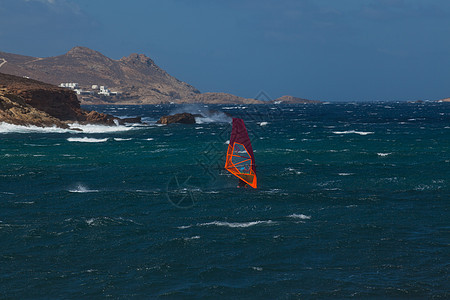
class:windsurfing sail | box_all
[225,118,257,188]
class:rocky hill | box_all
[0,47,320,105]
[0,72,125,127]
[273,95,322,104]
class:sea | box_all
[0,102,448,299]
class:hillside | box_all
[0,47,320,105]
[0,72,124,127]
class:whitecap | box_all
[338,173,354,176]
[377,153,391,157]
[145,138,154,141]
[24,143,48,147]
[284,168,303,175]
[67,137,108,143]
[333,130,374,136]
[252,267,263,271]
[0,122,72,134]
[288,214,311,220]
[198,220,276,228]
[114,138,132,141]
[177,225,193,229]
[183,236,200,241]
[67,123,142,133]
[68,184,99,193]
[259,122,268,126]
[264,189,282,194]
[83,216,139,227]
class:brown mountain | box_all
[0,47,203,104]
[0,47,320,105]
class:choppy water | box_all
[0,103,449,298]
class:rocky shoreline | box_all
[0,72,137,129]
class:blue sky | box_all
[1,0,450,101]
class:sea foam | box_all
[288,214,311,220]
[198,220,276,228]
[67,137,109,143]
[0,123,71,134]
[377,153,392,157]
[68,184,99,193]
[0,122,143,134]
[333,130,374,135]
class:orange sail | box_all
[225,118,257,188]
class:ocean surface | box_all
[0,102,449,299]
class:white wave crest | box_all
[114,138,132,141]
[168,104,232,124]
[183,236,200,241]
[67,137,108,143]
[0,122,72,134]
[68,184,99,193]
[259,122,268,126]
[68,123,141,133]
[83,216,141,227]
[284,167,303,175]
[333,130,374,136]
[377,153,391,157]
[288,214,311,220]
[198,220,276,228]
[0,121,144,134]
[177,225,193,229]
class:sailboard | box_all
[225,118,257,188]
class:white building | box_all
[98,86,111,96]
[98,86,120,96]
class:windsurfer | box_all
[225,118,257,189]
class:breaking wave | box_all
[67,123,142,133]
[333,130,374,135]
[288,214,311,220]
[0,122,144,134]
[0,122,71,134]
[67,137,109,143]
[68,184,99,193]
[377,153,392,157]
[169,104,232,124]
[198,220,276,228]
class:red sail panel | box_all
[225,118,257,188]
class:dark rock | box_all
[0,91,69,128]
[156,113,196,124]
[0,72,140,128]
[119,116,142,124]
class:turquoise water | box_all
[1,103,449,298]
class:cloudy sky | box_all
[1,0,450,101]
